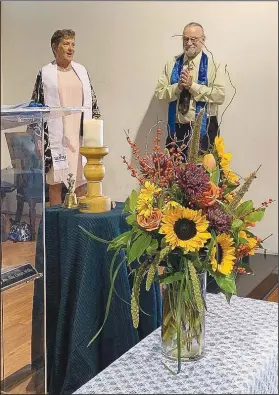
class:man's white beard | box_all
[185,48,201,59]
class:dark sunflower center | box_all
[174,219,197,240]
[216,244,224,265]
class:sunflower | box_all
[223,168,239,185]
[159,207,211,252]
[136,197,153,218]
[219,151,239,185]
[163,200,182,212]
[210,234,236,275]
[136,181,161,217]
[214,136,225,158]
[220,152,232,169]
[140,181,161,198]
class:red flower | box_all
[198,182,220,208]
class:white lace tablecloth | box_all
[74,294,278,394]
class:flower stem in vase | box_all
[161,268,206,367]
[176,277,184,373]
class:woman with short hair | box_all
[30,29,101,205]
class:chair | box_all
[5,132,43,240]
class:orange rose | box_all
[198,181,220,207]
[137,208,162,231]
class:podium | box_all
[0,105,87,394]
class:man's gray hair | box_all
[184,22,205,35]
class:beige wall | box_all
[1,1,278,253]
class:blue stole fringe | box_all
[168,51,208,137]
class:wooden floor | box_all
[267,287,278,302]
[1,236,44,394]
[1,283,34,377]
[1,237,278,393]
[1,241,36,268]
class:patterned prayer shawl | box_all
[168,51,208,137]
[30,61,100,183]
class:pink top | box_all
[46,69,84,188]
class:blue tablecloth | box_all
[34,203,162,394]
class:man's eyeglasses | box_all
[182,36,203,44]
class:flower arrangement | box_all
[81,108,273,372]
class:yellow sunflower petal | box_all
[214,136,225,158]
[159,206,210,253]
[210,234,236,275]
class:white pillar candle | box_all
[83,119,104,147]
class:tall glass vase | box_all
[161,271,207,361]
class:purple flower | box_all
[176,164,210,201]
[207,204,232,234]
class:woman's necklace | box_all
[57,64,72,72]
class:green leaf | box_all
[79,226,110,244]
[203,297,208,311]
[132,227,145,242]
[244,209,265,223]
[245,230,256,238]
[129,190,138,212]
[223,183,239,195]
[215,274,237,294]
[232,219,243,230]
[210,166,220,185]
[161,361,177,376]
[193,256,203,271]
[204,230,216,264]
[239,238,248,244]
[128,232,152,263]
[108,249,144,311]
[160,272,184,285]
[88,255,126,346]
[146,238,159,255]
[176,276,185,373]
[108,230,132,251]
[145,245,168,291]
[123,196,131,214]
[222,290,233,303]
[235,200,253,217]
[126,214,137,226]
[123,190,138,214]
[126,228,142,256]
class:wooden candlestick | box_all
[78,146,111,213]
